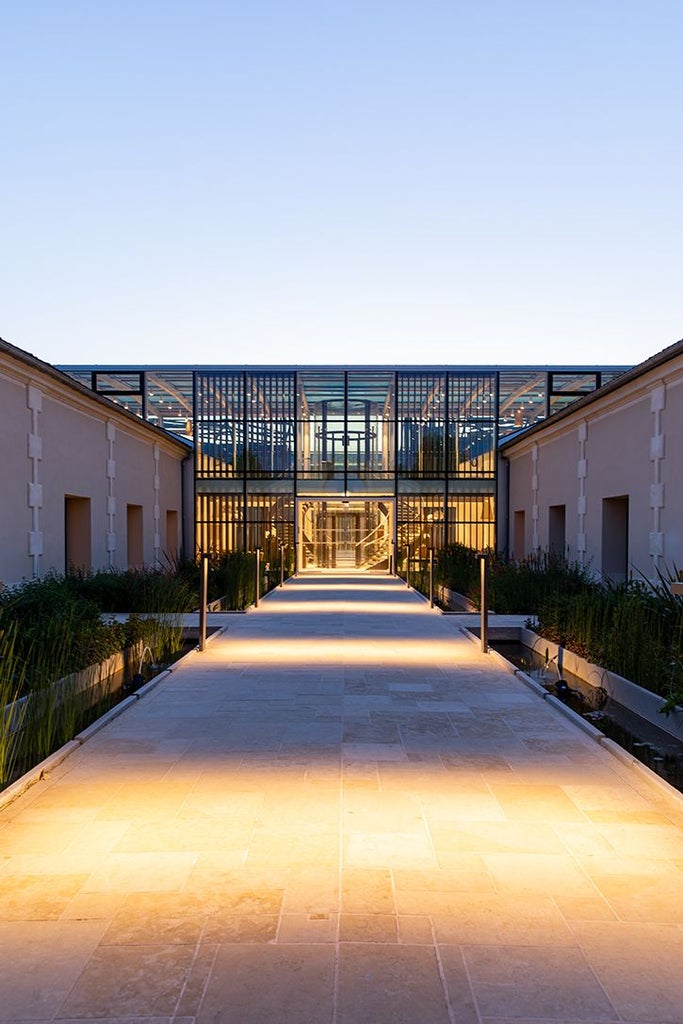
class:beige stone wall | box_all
[0,344,190,587]
[503,345,683,582]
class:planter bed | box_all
[517,626,683,742]
[470,625,683,796]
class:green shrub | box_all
[216,551,258,610]
[67,566,197,613]
[423,544,683,704]
[533,574,683,704]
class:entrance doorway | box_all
[299,500,392,571]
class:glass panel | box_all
[448,373,496,420]
[548,393,589,415]
[550,372,599,393]
[63,371,92,387]
[196,493,243,554]
[195,372,244,478]
[245,492,295,556]
[246,372,295,477]
[94,372,143,393]
[146,371,194,437]
[448,373,496,478]
[346,372,395,478]
[498,371,547,437]
[600,370,626,386]
[447,493,495,550]
[397,373,446,476]
[99,392,144,418]
[297,371,345,479]
[449,421,495,476]
[548,372,601,417]
[397,492,445,563]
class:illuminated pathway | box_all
[2,574,683,1023]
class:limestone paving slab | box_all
[0,573,682,1022]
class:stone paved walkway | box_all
[1,574,683,1024]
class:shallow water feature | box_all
[490,639,683,794]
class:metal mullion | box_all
[242,371,248,551]
[444,372,450,547]
[294,373,299,568]
[192,371,199,554]
[344,370,349,493]
[394,370,399,555]
[140,371,148,421]
[494,370,501,552]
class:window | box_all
[602,496,629,583]
[513,510,525,560]
[126,504,144,568]
[65,495,91,571]
[166,510,179,558]
[548,505,566,558]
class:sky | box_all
[1,1,681,369]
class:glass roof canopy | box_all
[59,364,627,440]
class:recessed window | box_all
[548,505,566,558]
[127,504,144,568]
[65,495,91,571]
[513,510,525,560]
[602,496,629,583]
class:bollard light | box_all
[429,546,434,608]
[477,552,488,653]
[199,551,209,651]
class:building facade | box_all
[1,339,192,588]
[61,363,625,571]
[499,339,683,582]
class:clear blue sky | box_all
[1,1,681,368]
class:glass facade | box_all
[60,362,626,569]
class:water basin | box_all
[489,638,683,794]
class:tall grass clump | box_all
[67,566,197,613]
[431,544,593,614]
[419,544,683,706]
[216,551,259,610]
[435,544,479,597]
[533,572,683,706]
[482,551,593,614]
[0,576,185,789]
[0,574,128,678]
[0,621,29,788]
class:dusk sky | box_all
[2,1,681,368]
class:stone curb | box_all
[505,662,683,812]
[0,741,81,810]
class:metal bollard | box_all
[429,547,434,608]
[279,542,285,587]
[255,547,261,607]
[199,552,209,651]
[477,552,489,653]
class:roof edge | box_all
[499,336,683,451]
[0,336,192,453]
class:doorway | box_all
[298,499,393,571]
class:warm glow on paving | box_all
[1,574,682,1023]
[203,634,466,665]
[255,598,431,615]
